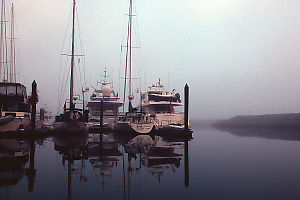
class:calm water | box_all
[2,122,300,200]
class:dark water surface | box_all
[1,123,300,200]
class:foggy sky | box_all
[11,0,300,119]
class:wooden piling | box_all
[31,80,38,132]
[184,83,189,131]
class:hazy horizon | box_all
[7,0,300,120]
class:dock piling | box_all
[184,83,189,131]
[31,80,38,132]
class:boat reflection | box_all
[88,133,122,187]
[0,138,29,190]
[125,135,183,182]
[52,131,191,199]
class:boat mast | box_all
[3,0,7,82]
[70,0,76,110]
[0,0,3,81]
[10,3,15,83]
[0,0,8,82]
[128,0,133,112]
[123,0,134,113]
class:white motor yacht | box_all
[138,80,185,131]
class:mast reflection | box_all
[53,132,89,200]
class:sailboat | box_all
[113,0,155,134]
[0,2,31,133]
[52,0,88,134]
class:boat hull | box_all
[0,117,30,133]
[51,120,89,134]
[113,122,154,134]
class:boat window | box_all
[154,105,171,113]
[0,86,6,95]
[149,94,178,102]
[7,86,16,95]
[148,91,160,95]
[17,86,22,95]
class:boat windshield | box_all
[0,86,5,95]
[7,86,16,95]
[0,85,26,96]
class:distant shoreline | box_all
[213,113,300,129]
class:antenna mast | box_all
[70,0,76,110]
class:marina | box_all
[0,0,300,199]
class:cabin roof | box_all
[0,82,26,88]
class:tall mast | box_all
[3,0,7,82]
[0,0,8,82]
[10,3,15,83]
[70,0,76,110]
[123,0,134,113]
[0,0,4,81]
[128,0,133,107]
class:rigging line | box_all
[134,13,147,92]
[58,7,72,111]
[60,5,74,108]
[59,59,70,112]
[58,56,69,110]
[60,7,72,56]
[74,64,83,97]
[134,11,144,92]
[75,6,86,86]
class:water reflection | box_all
[25,137,36,192]
[126,136,183,182]
[0,132,191,200]
[88,133,122,187]
[0,138,29,188]
[53,133,88,200]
